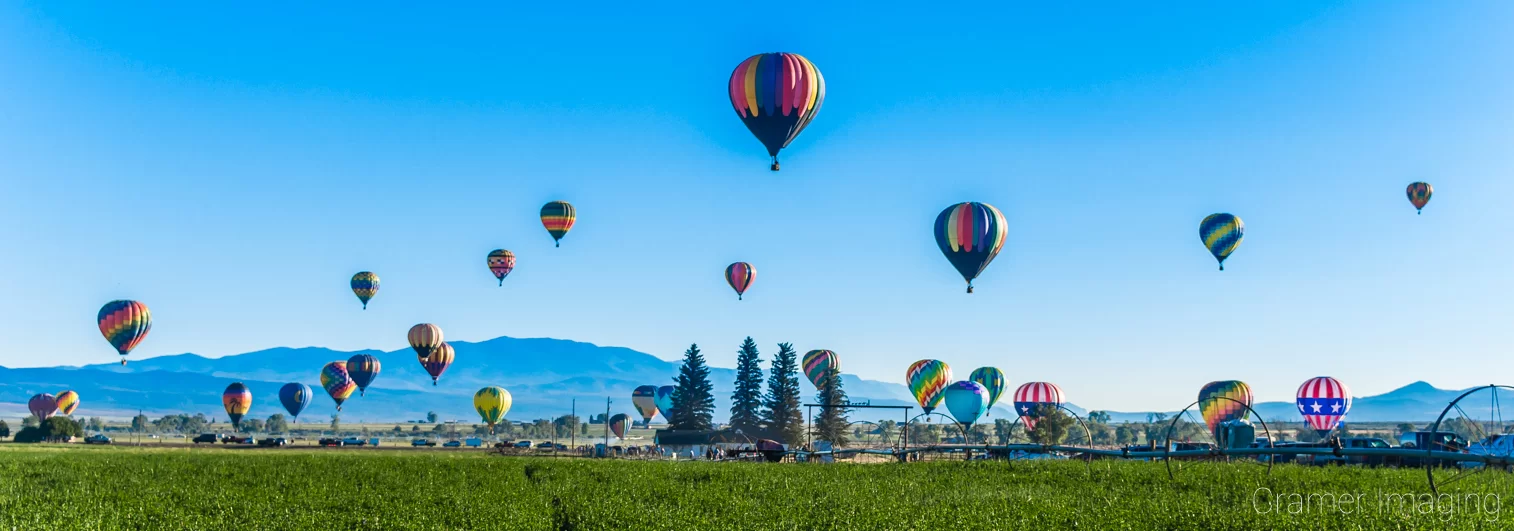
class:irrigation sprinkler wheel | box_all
[1163,398,1274,482]
[998,406,1100,480]
[1425,384,1514,495]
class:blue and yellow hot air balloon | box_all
[1199,214,1244,271]
[934,202,1008,293]
[474,386,513,432]
[350,272,379,309]
[279,383,313,421]
[97,300,151,365]
[346,354,381,396]
[728,52,825,171]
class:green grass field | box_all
[0,444,1507,530]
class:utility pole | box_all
[603,397,611,456]
[570,398,576,454]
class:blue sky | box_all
[2,2,1512,410]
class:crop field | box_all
[0,445,1508,530]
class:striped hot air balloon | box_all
[1199,214,1244,271]
[906,360,953,414]
[725,262,756,300]
[540,201,576,247]
[1198,380,1253,438]
[1406,182,1433,214]
[346,354,381,396]
[632,386,659,425]
[968,367,1006,415]
[222,383,252,429]
[408,324,443,362]
[422,343,455,385]
[98,300,151,365]
[350,272,379,309]
[934,202,1008,293]
[1013,382,1064,431]
[55,390,80,416]
[728,52,825,171]
[1297,377,1352,438]
[487,250,516,286]
[801,350,839,389]
[609,413,632,440]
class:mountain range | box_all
[0,336,1503,425]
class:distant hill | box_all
[1,337,1504,424]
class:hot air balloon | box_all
[968,367,1005,416]
[801,350,839,389]
[934,202,1008,293]
[725,262,756,300]
[906,360,952,414]
[632,386,659,425]
[1407,182,1433,215]
[279,383,313,421]
[474,386,513,432]
[54,390,80,416]
[27,393,57,421]
[487,250,516,286]
[350,272,379,309]
[346,354,381,396]
[222,383,252,429]
[1199,214,1244,271]
[609,413,631,440]
[1198,380,1253,437]
[654,385,676,422]
[98,300,151,365]
[943,381,990,431]
[320,361,357,410]
[728,52,825,171]
[422,343,455,385]
[540,201,576,247]
[1012,382,1064,431]
[408,323,444,362]
[1297,377,1352,438]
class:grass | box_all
[0,444,1508,530]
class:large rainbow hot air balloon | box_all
[968,367,1005,416]
[1406,182,1433,215]
[422,343,455,385]
[474,386,512,432]
[632,386,659,425]
[98,300,151,365]
[934,202,1008,293]
[27,393,57,421]
[906,360,952,414]
[728,52,825,171]
[943,381,990,430]
[346,354,381,396]
[1199,214,1244,271]
[487,250,516,286]
[279,383,313,421]
[1296,377,1352,438]
[54,390,80,416]
[321,362,357,410]
[1198,380,1253,437]
[654,385,677,422]
[350,272,379,309]
[408,324,443,362]
[540,201,576,247]
[1012,382,1064,431]
[609,413,631,440]
[222,383,252,429]
[801,350,839,389]
[725,262,756,300]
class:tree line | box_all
[664,338,850,448]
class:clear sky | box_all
[2,2,1512,410]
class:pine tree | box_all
[729,337,765,435]
[670,344,715,431]
[761,342,804,446]
[813,366,850,446]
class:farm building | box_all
[653,429,760,459]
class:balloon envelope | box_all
[55,390,80,416]
[98,300,151,363]
[350,272,379,309]
[346,354,381,396]
[1406,182,1433,213]
[1012,382,1065,431]
[422,343,455,385]
[725,262,756,300]
[609,413,631,440]
[654,385,676,421]
[1199,214,1244,270]
[944,381,990,427]
[474,386,513,428]
[906,360,952,414]
[801,350,840,389]
[279,383,313,420]
[1198,380,1253,436]
[320,362,357,410]
[934,202,1008,293]
[968,367,1006,413]
[540,201,576,247]
[407,324,444,361]
[27,393,57,420]
[222,383,252,428]
[487,250,516,285]
[728,52,825,170]
[1297,376,1352,437]
[632,385,659,424]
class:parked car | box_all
[411,438,436,447]
[536,441,555,449]
[1315,438,1395,467]
[1399,431,1470,467]
[514,440,533,448]
[1464,434,1513,468]
[192,434,222,444]
[84,434,112,445]
[257,437,287,447]
[368,438,381,447]
[223,436,255,444]
[1264,441,1327,465]
[340,437,367,446]
[317,437,343,447]
[465,438,483,447]
[442,440,462,448]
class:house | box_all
[653,429,758,459]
